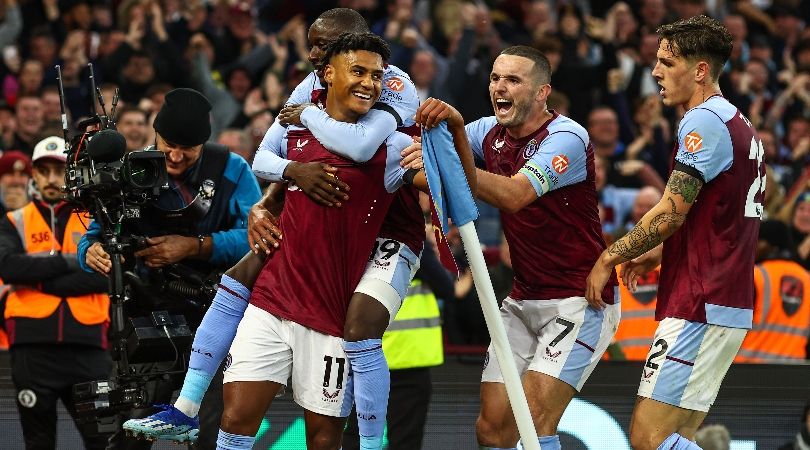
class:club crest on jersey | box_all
[492,138,505,152]
[523,139,540,159]
[386,77,405,92]
[551,154,569,174]
[295,139,309,151]
[684,132,703,153]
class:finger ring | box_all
[261,238,268,244]
[254,243,260,249]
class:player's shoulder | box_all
[545,114,588,146]
[682,97,737,128]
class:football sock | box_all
[538,435,561,450]
[216,430,255,449]
[345,339,389,450]
[176,275,249,417]
[658,433,703,450]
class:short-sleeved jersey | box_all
[250,128,413,337]
[466,112,617,303]
[658,96,763,329]
[302,69,425,255]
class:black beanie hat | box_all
[153,88,212,146]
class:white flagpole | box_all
[457,222,541,450]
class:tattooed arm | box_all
[585,169,703,307]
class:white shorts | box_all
[354,238,421,321]
[223,304,354,417]
[637,317,746,412]
[482,295,620,391]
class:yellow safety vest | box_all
[382,279,444,370]
[5,203,109,325]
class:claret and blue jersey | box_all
[659,96,764,329]
[466,111,618,304]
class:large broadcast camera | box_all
[59,64,199,434]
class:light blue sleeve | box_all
[252,120,290,181]
[674,108,733,183]
[286,71,319,106]
[517,131,588,198]
[77,220,102,273]
[211,155,262,266]
[300,107,399,163]
[384,132,410,193]
[464,116,498,163]
[377,68,420,127]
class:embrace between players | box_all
[112,9,761,450]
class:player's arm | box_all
[278,105,399,163]
[603,168,702,266]
[587,109,732,307]
[248,183,285,255]
[409,98,477,195]
[252,119,349,207]
[478,130,589,214]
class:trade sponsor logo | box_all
[684,131,703,153]
[552,154,569,174]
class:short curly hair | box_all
[321,32,391,68]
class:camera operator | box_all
[0,136,112,450]
[77,88,261,450]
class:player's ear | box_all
[695,60,710,83]
[324,64,334,86]
[537,83,552,104]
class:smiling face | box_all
[489,54,545,129]
[323,50,383,123]
[651,38,700,108]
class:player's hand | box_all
[248,204,282,255]
[414,98,464,130]
[585,252,611,309]
[134,235,195,268]
[278,103,315,126]
[284,161,350,207]
[401,136,423,169]
[86,242,113,275]
[620,244,662,291]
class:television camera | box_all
[59,64,206,434]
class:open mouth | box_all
[353,91,372,102]
[494,98,513,115]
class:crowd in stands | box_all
[0,0,808,358]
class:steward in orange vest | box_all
[736,221,810,363]
[0,137,111,449]
[0,200,110,346]
[613,266,660,361]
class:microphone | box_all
[87,129,127,163]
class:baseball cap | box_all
[32,136,67,164]
[0,151,32,176]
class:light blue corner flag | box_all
[422,122,479,232]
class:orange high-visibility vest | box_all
[0,280,7,349]
[614,267,660,361]
[4,203,109,325]
[735,260,810,363]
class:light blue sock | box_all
[539,435,561,450]
[175,275,249,417]
[516,435,559,450]
[216,429,255,449]
[344,339,388,450]
[658,433,703,450]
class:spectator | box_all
[0,150,30,214]
[216,128,253,164]
[10,95,43,156]
[115,105,149,153]
[0,136,111,450]
[790,191,810,270]
[612,186,663,242]
[778,400,810,450]
[694,424,731,450]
